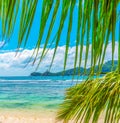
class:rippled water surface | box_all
[0,76,85,110]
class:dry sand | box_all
[0,109,105,123]
[0,109,59,123]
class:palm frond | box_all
[18,0,38,48]
[0,0,20,40]
[118,22,120,73]
[64,0,76,73]
[49,0,71,70]
[33,0,54,64]
[57,71,120,123]
[39,0,60,65]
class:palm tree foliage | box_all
[0,0,120,122]
[57,71,120,123]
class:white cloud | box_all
[0,42,118,76]
[104,42,118,61]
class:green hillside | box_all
[31,60,118,76]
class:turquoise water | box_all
[0,76,83,110]
[0,76,99,111]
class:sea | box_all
[0,76,99,112]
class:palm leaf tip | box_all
[57,72,120,123]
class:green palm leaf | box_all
[57,72,120,123]
[64,0,76,73]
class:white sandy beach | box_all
[0,109,59,123]
[0,109,106,123]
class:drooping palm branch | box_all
[0,0,120,122]
[57,71,120,123]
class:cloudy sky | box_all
[0,1,119,76]
[0,42,119,76]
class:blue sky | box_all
[0,1,120,76]
[1,0,78,50]
[1,1,120,50]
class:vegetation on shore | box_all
[31,60,118,76]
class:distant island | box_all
[30,60,118,76]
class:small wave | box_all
[0,80,52,82]
[63,79,83,82]
[0,79,83,83]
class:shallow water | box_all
[0,76,79,110]
[0,76,99,111]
